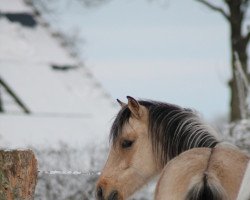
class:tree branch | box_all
[195,0,230,21]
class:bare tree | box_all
[195,0,250,121]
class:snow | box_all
[0,62,115,114]
[0,18,76,65]
[0,0,117,149]
[34,143,107,200]
[0,0,33,13]
[0,62,117,148]
[221,120,250,153]
[0,113,114,148]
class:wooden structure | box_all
[0,150,37,200]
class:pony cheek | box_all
[120,168,148,195]
[135,149,158,177]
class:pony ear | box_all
[127,96,142,119]
[116,99,126,108]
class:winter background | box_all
[0,0,250,199]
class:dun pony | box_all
[96,96,250,200]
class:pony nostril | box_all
[96,186,103,199]
[108,190,118,200]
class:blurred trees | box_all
[195,0,250,122]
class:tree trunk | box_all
[0,150,38,200]
[195,0,250,122]
[228,0,248,121]
[229,42,248,121]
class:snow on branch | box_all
[195,0,230,21]
[221,53,250,153]
[234,52,249,119]
[244,30,250,43]
[234,52,249,89]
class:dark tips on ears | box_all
[117,99,126,107]
[126,96,135,101]
[116,99,122,104]
[116,96,138,108]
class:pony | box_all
[96,96,250,200]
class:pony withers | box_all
[96,96,250,200]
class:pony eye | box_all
[121,140,134,149]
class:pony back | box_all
[185,172,228,200]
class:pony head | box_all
[96,96,159,200]
[96,96,218,200]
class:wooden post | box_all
[0,149,37,200]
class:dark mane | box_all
[110,100,219,167]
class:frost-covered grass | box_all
[34,142,106,200]
[221,120,250,154]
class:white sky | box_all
[52,0,231,121]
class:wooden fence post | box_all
[0,149,37,200]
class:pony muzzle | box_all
[96,184,121,200]
[108,190,119,200]
[96,186,104,200]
